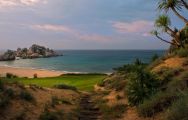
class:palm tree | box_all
[158,0,188,24]
[151,30,178,46]
[155,15,181,46]
[155,15,175,36]
[180,0,188,9]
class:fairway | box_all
[14,74,107,91]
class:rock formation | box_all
[0,44,61,61]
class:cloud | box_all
[0,0,47,7]
[31,24,73,33]
[77,34,111,42]
[31,24,111,42]
[112,20,153,36]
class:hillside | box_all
[94,53,188,120]
[0,81,80,120]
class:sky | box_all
[0,0,187,50]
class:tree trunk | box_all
[155,35,178,46]
[181,0,188,10]
[172,7,188,24]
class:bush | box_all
[0,97,10,108]
[157,67,183,86]
[147,58,163,70]
[39,111,58,120]
[164,94,188,120]
[4,88,14,98]
[126,70,160,106]
[176,48,188,57]
[116,95,123,100]
[6,73,17,79]
[100,103,127,120]
[39,109,64,120]
[33,73,38,78]
[138,92,178,117]
[20,91,34,101]
[15,110,26,120]
[51,96,59,107]
[98,80,105,87]
[54,84,77,91]
[151,54,159,62]
[0,80,5,91]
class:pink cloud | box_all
[0,0,47,7]
[31,24,73,33]
[77,34,111,42]
[112,20,153,36]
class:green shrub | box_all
[33,73,38,78]
[6,73,17,79]
[19,91,34,101]
[147,58,163,70]
[100,103,127,120]
[157,67,183,86]
[151,54,159,62]
[116,95,123,100]
[4,88,14,98]
[60,99,72,105]
[15,110,26,120]
[0,80,5,91]
[54,84,77,91]
[164,94,188,120]
[39,110,64,120]
[138,92,178,117]
[0,97,10,108]
[176,48,188,57]
[126,70,160,106]
[39,111,58,120]
[98,80,105,87]
[51,96,59,107]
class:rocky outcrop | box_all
[0,44,61,61]
[0,50,16,61]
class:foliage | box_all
[33,73,38,78]
[0,96,10,108]
[175,48,188,57]
[164,93,188,120]
[51,96,59,107]
[126,69,160,106]
[19,91,34,101]
[54,84,77,91]
[6,73,17,79]
[138,92,178,117]
[0,80,4,91]
[151,54,159,62]
[157,67,183,86]
[99,103,127,120]
[4,88,14,98]
[39,111,59,120]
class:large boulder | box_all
[0,50,16,61]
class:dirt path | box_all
[78,94,101,120]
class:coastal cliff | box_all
[0,44,61,61]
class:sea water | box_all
[0,50,165,73]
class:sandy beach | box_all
[0,66,64,78]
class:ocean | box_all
[0,50,165,73]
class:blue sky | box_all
[0,0,187,50]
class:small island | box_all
[0,44,61,61]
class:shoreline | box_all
[0,65,111,78]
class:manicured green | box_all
[12,74,107,91]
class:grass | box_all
[10,74,107,92]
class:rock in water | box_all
[0,44,61,61]
[0,50,16,61]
